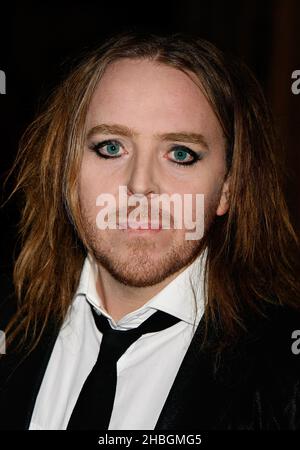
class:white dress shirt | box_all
[29,248,207,430]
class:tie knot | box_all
[90,305,181,365]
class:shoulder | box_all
[237,303,300,394]
[213,304,300,429]
[242,303,300,360]
[217,303,300,385]
[257,303,300,356]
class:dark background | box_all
[0,0,299,268]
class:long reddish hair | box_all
[3,30,300,354]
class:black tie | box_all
[67,305,181,430]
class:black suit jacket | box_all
[0,268,300,430]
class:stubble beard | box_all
[79,200,218,288]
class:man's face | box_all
[79,58,229,287]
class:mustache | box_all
[113,206,175,227]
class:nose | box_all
[126,147,160,197]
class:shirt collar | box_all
[74,248,207,328]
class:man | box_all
[0,30,300,430]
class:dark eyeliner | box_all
[169,145,203,167]
[89,139,122,159]
[89,140,203,166]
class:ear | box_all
[216,176,230,216]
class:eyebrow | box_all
[86,123,210,150]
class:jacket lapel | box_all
[154,317,208,429]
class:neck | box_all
[95,264,187,322]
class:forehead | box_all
[86,58,222,139]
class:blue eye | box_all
[89,140,203,167]
[169,146,202,167]
[106,142,120,155]
[90,140,122,158]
